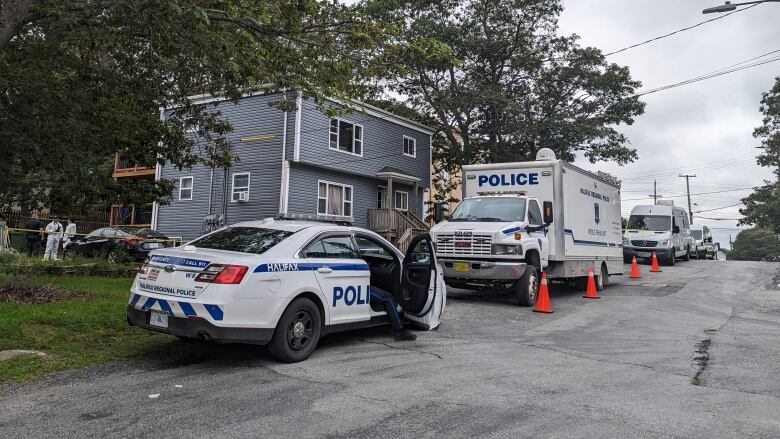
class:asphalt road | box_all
[2,260,780,438]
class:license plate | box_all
[454,262,470,272]
[150,310,168,328]
[637,252,651,258]
[146,242,161,249]
[147,268,159,281]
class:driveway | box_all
[2,260,779,438]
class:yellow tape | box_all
[7,227,181,244]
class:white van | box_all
[690,225,716,259]
[623,203,693,266]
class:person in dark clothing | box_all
[24,213,44,257]
[369,286,417,341]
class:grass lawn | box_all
[0,274,187,384]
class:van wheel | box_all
[514,265,539,307]
[268,298,322,363]
[666,253,676,266]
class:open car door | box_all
[399,233,445,330]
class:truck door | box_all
[400,234,444,330]
[526,200,548,267]
[302,234,372,325]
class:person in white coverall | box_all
[43,217,64,261]
[63,218,77,249]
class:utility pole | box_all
[648,180,663,204]
[679,174,697,224]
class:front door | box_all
[303,234,372,325]
[399,234,445,330]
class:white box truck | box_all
[430,148,623,306]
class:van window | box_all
[528,201,543,225]
[627,215,671,231]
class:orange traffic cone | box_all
[583,267,601,299]
[630,256,642,279]
[650,251,662,273]
[534,272,554,314]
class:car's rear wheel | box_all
[268,297,322,363]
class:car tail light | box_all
[194,264,248,284]
[138,258,149,274]
[126,238,138,247]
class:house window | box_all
[231,172,250,202]
[395,191,409,211]
[318,181,353,217]
[377,187,387,209]
[329,119,363,156]
[179,176,193,200]
[403,136,416,157]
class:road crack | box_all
[351,337,443,359]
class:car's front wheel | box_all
[513,265,539,307]
[268,297,322,363]
[63,248,76,260]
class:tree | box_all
[380,0,645,174]
[740,76,780,234]
[0,0,396,212]
[727,228,780,262]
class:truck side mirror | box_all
[673,225,680,234]
[433,202,448,223]
[543,201,554,224]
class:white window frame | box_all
[178,176,193,201]
[329,118,364,157]
[317,180,354,218]
[395,191,409,211]
[403,135,416,158]
[231,172,251,203]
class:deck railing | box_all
[112,152,155,178]
[367,208,428,246]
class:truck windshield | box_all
[691,230,703,240]
[450,198,526,222]
[627,215,671,231]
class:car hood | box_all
[624,229,671,241]
[431,220,527,237]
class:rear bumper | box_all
[440,258,527,282]
[623,246,673,259]
[127,306,274,345]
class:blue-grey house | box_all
[152,91,433,247]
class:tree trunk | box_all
[0,0,38,50]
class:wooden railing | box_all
[110,204,153,227]
[112,152,155,178]
[367,208,428,245]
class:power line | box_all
[694,203,743,213]
[622,187,754,201]
[603,4,760,57]
[635,55,780,97]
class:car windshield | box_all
[627,215,671,231]
[450,197,526,222]
[691,230,703,240]
[189,227,293,255]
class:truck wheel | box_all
[597,263,608,291]
[514,265,539,307]
[267,297,322,363]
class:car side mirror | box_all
[543,201,554,224]
[673,225,680,234]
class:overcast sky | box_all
[559,0,780,247]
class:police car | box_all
[127,219,446,362]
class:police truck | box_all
[430,148,623,306]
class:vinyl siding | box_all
[296,98,431,185]
[157,93,287,240]
[286,163,422,228]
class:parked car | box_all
[623,202,693,266]
[63,227,166,262]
